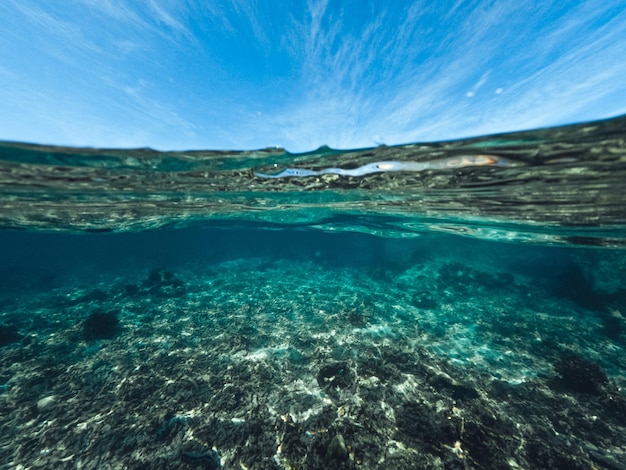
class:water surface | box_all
[2,114,625,245]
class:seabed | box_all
[1,232,626,469]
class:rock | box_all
[37,395,56,410]
[326,434,349,462]
[142,268,186,297]
[83,310,119,340]
[553,353,608,395]
[317,362,356,397]
[0,324,22,346]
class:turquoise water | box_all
[1,117,626,468]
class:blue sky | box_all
[1,1,625,152]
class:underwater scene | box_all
[1,116,626,469]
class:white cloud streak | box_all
[258,0,626,150]
[1,0,625,151]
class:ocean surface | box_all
[1,116,625,469]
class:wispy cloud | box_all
[259,0,626,150]
[1,0,625,151]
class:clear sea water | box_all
[1,116,625,469]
